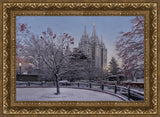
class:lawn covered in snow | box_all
[16,88,124,101]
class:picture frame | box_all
[0,0,159,116]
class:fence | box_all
[16,81,144,101]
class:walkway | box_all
[16,88,125,101]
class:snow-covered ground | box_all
[16,88,124,101]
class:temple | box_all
[78,23,107,70]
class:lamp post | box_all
[19,62,22,75]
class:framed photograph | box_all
[0,0,159,116]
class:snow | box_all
[16,88,124,101]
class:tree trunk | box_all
[131,72,134,81]
[55,74,60,95]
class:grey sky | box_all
[17,16,136,68]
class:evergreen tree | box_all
[109,57,119,75]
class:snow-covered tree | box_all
[108,57,119,75]
[83,59,97,81]
[116,16,144,80]
[61,50,97,82]
[17,25,75,94]
[16,23,32,74]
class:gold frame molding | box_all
[0,0,159,116]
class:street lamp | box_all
[19,62,22,75]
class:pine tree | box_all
[109,57,119,75]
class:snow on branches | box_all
[16,23,32,73]
[16,25,75,94]
[20,27,75,72]
[116,16,144,80]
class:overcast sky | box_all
[17,16,136,68]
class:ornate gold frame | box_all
[0,0,159,116]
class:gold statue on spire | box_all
[93,22,95,26]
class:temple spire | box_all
[101,35,103,43]
[92,22,97,37]
[84,25,87,36]
[81,25,89,42]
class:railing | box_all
[16,81,144,101]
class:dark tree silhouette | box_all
[108,57,119,75]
